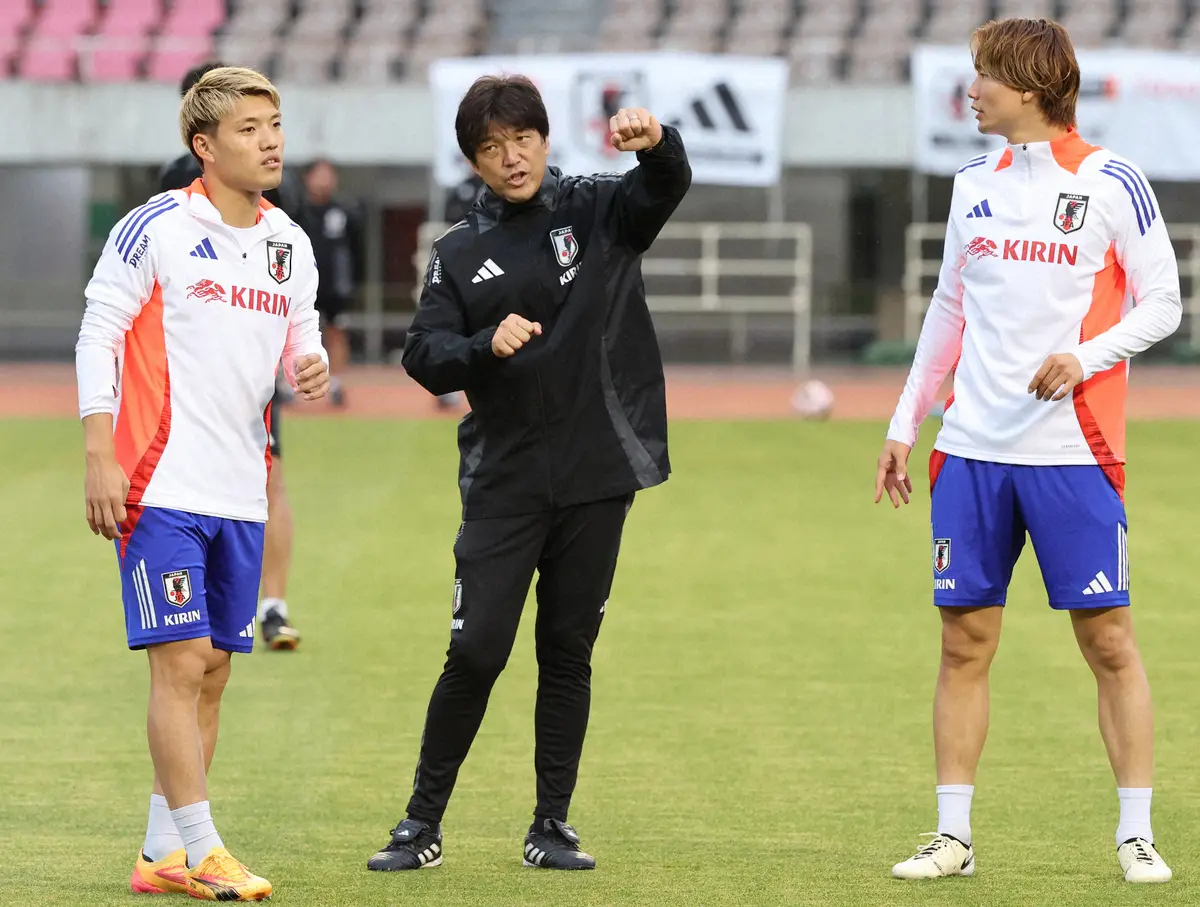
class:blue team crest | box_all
[162,570,193,608]
[933,538,951,574]
[550,226,578,267]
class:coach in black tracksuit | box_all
[366,75,691,873]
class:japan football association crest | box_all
[550,226,579,267]
[162,570,193,608]
[933,538,951,574]
[1054,193,1089,235]
[267,241,292,284]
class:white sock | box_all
[143,793,184,862]
[258,597,288,621]
[171,800,224,868]
[1116,787,1153,846]
[936,784,974,846]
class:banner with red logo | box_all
[912,45,1200,180]
[429,53,788,189]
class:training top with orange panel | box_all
[888,128,1182,476]
[75,179,326,526]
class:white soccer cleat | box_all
[891,833,975,879]
[1118,838,1172,883]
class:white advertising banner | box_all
[912,45,1200,180]
[429,53,789,188]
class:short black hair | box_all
[455,75,549,162]
[179,61,227,97]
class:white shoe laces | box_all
[913,833,959,859]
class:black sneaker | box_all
[523,818,596,870]
[367,818,443,871]
[261,607,301,651]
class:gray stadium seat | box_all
[1056,0,1119,49]
[657,0,729,53]
[724,0,792,56]
[1128,0,1187,48]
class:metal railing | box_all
[413,220,815,372]
[903,222,1200,348]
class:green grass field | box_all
[2,416,1199,906]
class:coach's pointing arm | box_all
[606,109,692,253]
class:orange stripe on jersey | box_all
[114,281,171,559]
[186,177,273,221]
[1051,128,1103,175]
[1073,242,1127,487]
[995,148,1013,171]
[263,400,273,483]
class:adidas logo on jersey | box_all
[472,259,505,283]
[966,199,993,218]
[189,238,218,260]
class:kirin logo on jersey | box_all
[550,226,579,267]
[161,569,193,608]
[933,538,951,574]
[186,279,227,304]
[1054,193,1089,235]
[267,241,292,284]
[965,236,998,259]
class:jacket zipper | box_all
[535,369,555,507]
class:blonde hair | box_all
[179,66,281,163]
[971,18,1080,128]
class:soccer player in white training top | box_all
[876,18,1180,883]
[76,66,328,901]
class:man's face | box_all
[197,93,284,193]
[305,160,337,204]
[967,71,1033,139]
[470,122,549,204]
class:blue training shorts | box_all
[929,453,1129,610]
[115,506,265,653]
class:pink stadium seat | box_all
[146,0,228,83]
[16,0,96,81]
[0,0,34,37]
[84,0,162,82]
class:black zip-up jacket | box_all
[402,125,692,519]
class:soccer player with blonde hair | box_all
[76,66,328,900]
[878,19,1180,882]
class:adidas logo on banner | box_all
[472,258,505,283]
[189,238,218,259]
[667,81,751,135]
[966,200,993,219]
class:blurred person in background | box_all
[161,61,305,650]
[301,159,363,408]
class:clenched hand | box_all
[294,353,330,401]
[492,314,543,358]
[609,107,664,153]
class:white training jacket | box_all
[75,179,327,524]
[887,129,1181,471]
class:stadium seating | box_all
[15,0,94,81]
[85,0,159,82]
[0,0,34,74]
[1,0,1198,86]
[146,0,223,83]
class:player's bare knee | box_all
[200,654,232,701]
[939,613,1000,672]
[1078,612,1140,676]
[147,640,210,696]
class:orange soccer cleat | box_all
[185,847,272,901]
[131,848,190,894]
